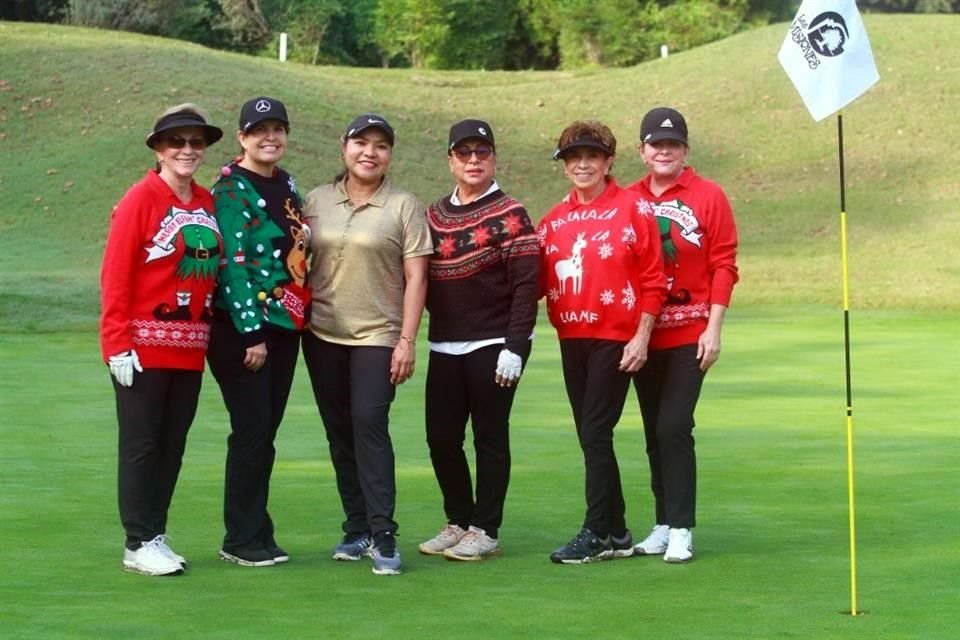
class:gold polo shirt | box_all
[303,177,432,347]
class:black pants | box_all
[559,338,632,537]
[114,368,201,550]
[632,344,705,529]
[424,342,531,539]
[302,333,397,537]
[207,320,301,549]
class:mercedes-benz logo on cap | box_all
[255,99,272,113]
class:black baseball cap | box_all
[343,114,395,145]
[448,119,495,151]
[146,108,222,149]
[640,107,688,145]
[239,96,289,133]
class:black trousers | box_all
[207,320,301,549]
[114,368,201,550]
[632,344,705,529]
[302,333,398,537]
[559,338,632,537]
[424,342,531,539]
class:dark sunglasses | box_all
[163,135,207,149]
[452,144,493,161]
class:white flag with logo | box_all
[778,0,879,121]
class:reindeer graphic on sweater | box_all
[555,232,588,296]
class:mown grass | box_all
[0,16,958,334]
[1,309,957,639]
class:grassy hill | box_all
[1,16,958,332]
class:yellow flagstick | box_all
[837,112,863,616]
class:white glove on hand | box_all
[495,349,523,385]
[108,350,143,387]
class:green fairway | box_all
[1,309,956,639]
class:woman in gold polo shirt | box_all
[302,114,432,576]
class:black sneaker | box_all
[219,544,276,567]
[610,530,634,559]
[370,531,402,575]
[549,528,612,564]
[265,538,289,564]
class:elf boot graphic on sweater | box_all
[154,292,192,320]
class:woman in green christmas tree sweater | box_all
[207,97,312,567]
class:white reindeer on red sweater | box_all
[555,232,588,295]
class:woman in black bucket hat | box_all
[100,103,222,576]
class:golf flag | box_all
[778,0,879,121]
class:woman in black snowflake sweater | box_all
[418,119,540,562]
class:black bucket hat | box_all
[146,108,223,149]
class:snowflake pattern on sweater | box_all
[426,189,540,353]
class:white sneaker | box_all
[633,524,669,555]
[664,527,693,563]
[123,537,184,576]
[154,534,187,568]
[442,526,500,561]
[418,523,467,555]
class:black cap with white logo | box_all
[640,107,688,145]
[448,119,495,151]
[239,96,290,133]
[343,114,395,146]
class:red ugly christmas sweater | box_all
[100,170,223,371]
[537,179,667,342]
[628,167,739,350]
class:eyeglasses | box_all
[452,144,493,161]
[163,135,207,149]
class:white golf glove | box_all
[495,349,523,385]
[108,350,143,387]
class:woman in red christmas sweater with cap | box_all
[100,103,223,576]
[538,120,667,564]
[627,107,739,563]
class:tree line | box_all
[3,0,956,70]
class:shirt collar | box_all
[335,176,391,207]
[450,180,499,206]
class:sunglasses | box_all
[452,144,493,161]
[162,135,207,149]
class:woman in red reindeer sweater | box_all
[100,104,223,576]
[627,107,739,563]
[537,121,667,564]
